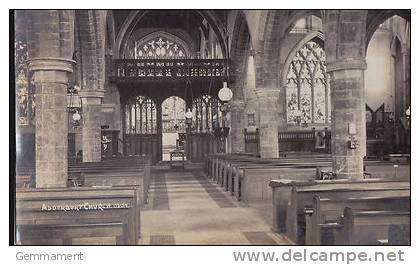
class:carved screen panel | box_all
[125,96,157,134]
[286,40,331,124]
[191,95,222,133]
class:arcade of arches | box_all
[14,10,410,245]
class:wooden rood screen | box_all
[112,59,228,81]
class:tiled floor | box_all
[140,166,291,245]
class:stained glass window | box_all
[135,35,188,59]
[286,40,331,124]
[15,32,35,126]
[125,96,157,134]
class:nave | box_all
[141,166,288,245]
[14,9,411,246]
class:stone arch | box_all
[254,10,321,89]
[280,31,324,86]
[75,10,106,92]
[115,10,228,59]
[105,11,116,55]
[229,11,252,101]
[25,10,75,61]
[366,10,410,49]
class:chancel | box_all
[14,9,410,245]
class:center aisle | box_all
[139,166,290,245]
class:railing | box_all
[112,59,228,80]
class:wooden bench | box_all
[286,183,409,244]
[332,208,410,245]
[82,168,149,207]
[16,222,125,245]
[232,165,330,203]
[269,178,410,235]
[305,195,410,245]
[15,187,139,245]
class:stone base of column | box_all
[333,155,364,179]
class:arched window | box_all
[192,95,222,133]
[125,96,157,134]
[286,40,331,124]
[135,33,189,59]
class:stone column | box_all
[28,58,75,188]
[80,90,104,162]
[328,63,367,179]
[256,89,280,158]
[324,10,368,179]
[229,100,245,153]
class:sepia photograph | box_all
[12,9,411,248]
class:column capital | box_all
[229,100,245,111]
[80,90,105,106]
[255,89,280,99]
[79,90,105,99]
[326,59,367,72]
[28,57,75,73]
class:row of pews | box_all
[206,153,410,245]
[15,155,152,245]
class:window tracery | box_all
[286,40,331,124]
[125,96,157,134]
[191,95,222,133]
[135,35,188,59]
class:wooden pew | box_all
[305,195,410,245]
[232,165,330,204]
[210,154,315,184]
[15,187,139,245]
[17,223,125,245]
[211,154,331,188]
[334,208,410,245]
[285,183,409,244]
[269,179,410,235]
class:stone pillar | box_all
[256,89,280,158]
[28,58,75,188]
[328,64,367,179]
[80,90,104,162]
[230,100,245,153]
[324,10,368,179]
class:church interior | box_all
[14,10,410,245]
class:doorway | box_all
[161,96,186,161]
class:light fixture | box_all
[68,84,82,127]
[185,108,193,119]
[73,109,81,121]
[218,81,233,103]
